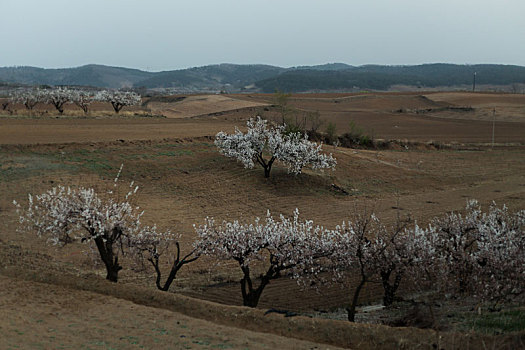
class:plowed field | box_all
[1,92,524,348]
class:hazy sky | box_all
[1,0,524,71]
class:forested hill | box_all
[254,64,525,92]
[1,63,524,92]
[0,65,153,89]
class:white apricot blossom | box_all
[96,90,141,113]
[41,87,74,114]
[9,88,46,110]
[15,182,142,282]
[215,116,336,178]
[70,89,96,113]
[194,209,334,307]
[406,201,525,303]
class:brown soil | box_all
[0,244,521,350]
[0,273,348,350]
[148,94,269,118]
[0,92,524,349]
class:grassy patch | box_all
[454,308,525,335]
[0,154,75,181]
[157,150,194,157]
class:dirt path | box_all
[0,118,236,145]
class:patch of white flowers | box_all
[96,90,141,113]
[194,201,524,309]
[418,200,525,301]
[15,184,143,245]
[9,88,45,110]
[215,116,336,177]
[195,209,338,280]
[14,181,524,306]
[8,88,141,114]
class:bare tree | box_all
[273,90,293,125]
[329,210,390,322]
[127,228,198,291]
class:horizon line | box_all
[1,62,525,73]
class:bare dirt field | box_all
[0,92,524,349]
[148,94,269,118]
[0,273,349,350]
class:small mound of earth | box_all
[148,95,269,118]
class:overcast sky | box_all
[1,0,524,71]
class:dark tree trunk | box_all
[94,235,122,282]
[111,102,123,113]
[149,243,198,292]
[381,269,403,307]
[52,101,65,114]
[264,166,271,178]
[74,101,89,113]
[256,154,275,178]
[346,277,367,322]
[241,279,267,307]
[105,264,121,282]
[239,264,278,308]
[2,102,8,110]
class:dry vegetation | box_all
[0,92,524,349]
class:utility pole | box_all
[492,108,496,148]
[473,72,477,92]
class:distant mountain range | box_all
[1,63,524,93]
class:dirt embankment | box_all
[1,243,523,350]
[147,95,269,118]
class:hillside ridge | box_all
[1,63,524,92]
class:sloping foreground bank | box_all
[1,262,523,350]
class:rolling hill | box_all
[1,63,524,92]
[0,64,153,89]
[255,64,525,92]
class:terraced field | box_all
[1,92,524,348]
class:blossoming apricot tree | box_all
[96,90,141,113]
[15,184,141,282]
[215,117,336,178]
[410,201,525,303]
[15,168,196,286]
[9,88,44,110]
[42,87,73,114]
[194,209,335,307]
[70,89,96,113]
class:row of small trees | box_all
[14,169,197,289]
[15,179,524,322]
[196,202,524,321]
[6,88,141,114]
